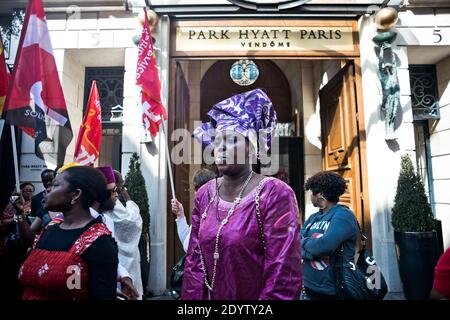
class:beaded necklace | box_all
[198,171,254,292]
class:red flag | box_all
[73,80,102,166]
[136,8,167,138]
[0,32,10,116]
[3,0,72,166]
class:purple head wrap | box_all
[193,88,277,154]
[97,166,116,185]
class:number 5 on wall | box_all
[91,32,101,46]
[433,29,442,44]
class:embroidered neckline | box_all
[209,176,273,208]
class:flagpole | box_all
[10,125,20,192]
[137,7,175,199]
[161,118,175,200]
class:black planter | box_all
[394,231,441,300]
[436,220,445,256]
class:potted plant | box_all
[391,154,442,300]
[125,152,150,297]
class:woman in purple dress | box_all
[182,88,302,300]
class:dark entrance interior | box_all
[200,60,304,208]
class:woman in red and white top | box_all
[15,166,118,300]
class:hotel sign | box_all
[173,21,358,57]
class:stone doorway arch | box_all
[200,60,293,123]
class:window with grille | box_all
[84,67,124,124]
[409,65,440,121]
[84,67,124,171]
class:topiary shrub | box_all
[391,154,438,232]
[125,152,150,295]
[125,152,149,235]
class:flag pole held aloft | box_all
[74,80,102,166]
[136,7,175,199]
[10,125,20,192]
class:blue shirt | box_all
[300,204,358,295]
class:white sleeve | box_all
[117,262,131,280]
[175,217,191,253]
[125,200,143,231]
[182,226,191,253]
[125,200,140,217]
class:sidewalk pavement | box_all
[145,290,176,300]
[384,292,405,300]
[145,291,406,300]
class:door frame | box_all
[318,60,372,252]
[353,58,372,251]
